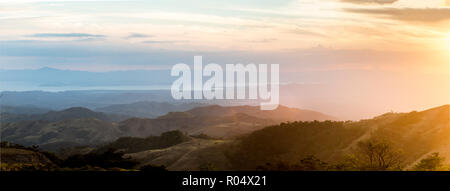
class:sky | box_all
[0,0,449,119]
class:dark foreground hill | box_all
[0,131,191,171]
[94,130,192,154]
[1,118,122,152]
[0,146,57,171]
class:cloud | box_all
[340,0,398,5]
[344,8,450,23]
[0,40,41,43]
[290,28,327,38]
[142,40,187,44]
[125,33,153,39]
[27,33,106,38]
[247,38,277,43]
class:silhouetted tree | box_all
[61,148,138,169]
[345,138,404,170]
[257,155,329,171]
[413,153,445,171]
[139,164,167,172]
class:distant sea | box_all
[0,81,171,92]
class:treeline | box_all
[1,141,167,171]
[95,130,191,154]
[227,121,368,170]
[234,137,448,171]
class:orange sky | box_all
[0,0,448,119]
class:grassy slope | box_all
[126,138,233,170]
[1,148,55,170]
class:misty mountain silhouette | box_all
[1,107,129,123]
[96,101,206,118]
[185,104,336,121]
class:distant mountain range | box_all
[185,105,336,122]
[0,105,52,115]
[1,107,129,123]
[0,90,259,111]
[2,68,448,120]
[95,101,207,118]
[0,67,173,87]
[0,90,176,110]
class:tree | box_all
[256,155,329,171]
[346,138,404,170]
[295,155,329,171]
[413,153,445,171]
[139,164,167,172]
[61,148,138,169]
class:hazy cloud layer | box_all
[142,40,188,44]
[28,33,106,38]
[340,0,398,5]
[345,8,450,23]
[125,33,153,39]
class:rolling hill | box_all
[185,105,337,122]
[118,112,276,138]
[125,105,449,170]
[116,104,335,138]
[1,104,333,152]
[95,101,207,118]
[0,118,122,152]
[1,104,448,171]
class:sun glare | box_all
[447,35,450,48]
[443,34,450,56]
[447,34,450,56]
